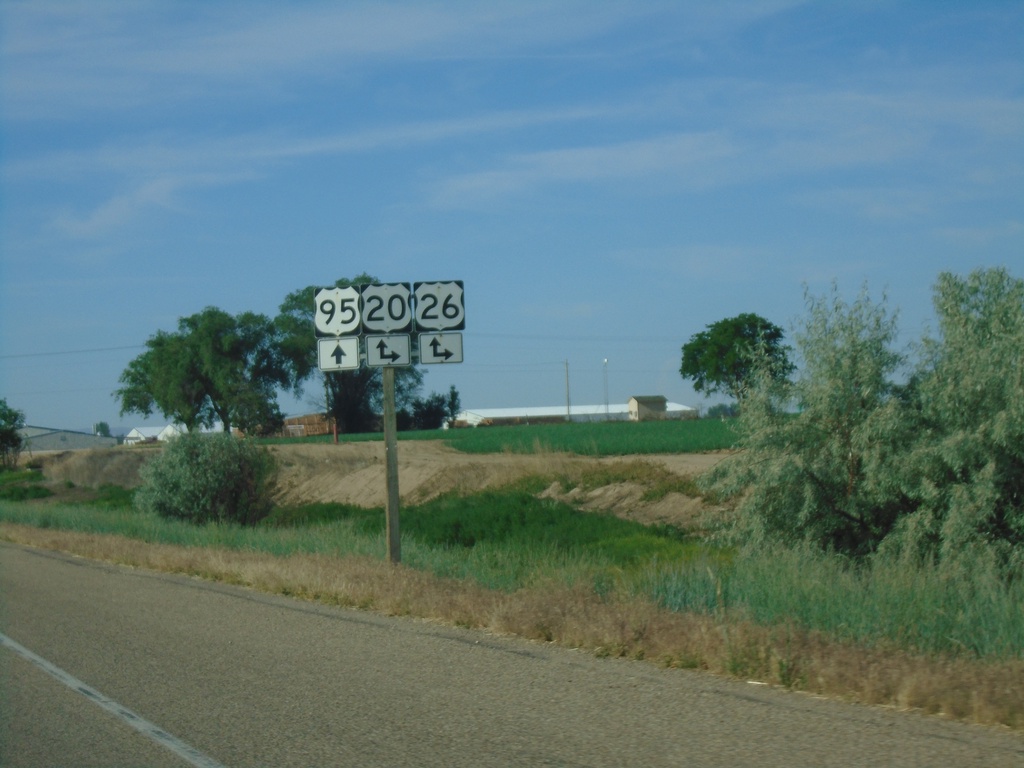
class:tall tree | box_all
[116,307,289,435]
[0,398,26,470]
[680,313,793,402]
[276,274,424,434]
[445,385,461,428]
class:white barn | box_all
[123,424,186,446]
[455,399,695,427]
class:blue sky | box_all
[2,2,1022,432]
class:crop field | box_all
[265,417,739,456]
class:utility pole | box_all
[603,358,609,417]
[565,359,571,421]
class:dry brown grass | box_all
[37,447,157,488]
[3,521,1022,732]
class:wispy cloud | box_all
[791,186,938,220]
[428,74,1024,209]
[938,219,1024,247]
[1,2,810,120]
[8,104,621,182]
[0,4,642,119]
[429,131,737,206]
[53,172,256,239]
[11,104,623,238]
[609,244,774,280]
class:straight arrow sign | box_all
[317,337,360,372]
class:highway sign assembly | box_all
[311,279,465,566]
[314,280,465,371]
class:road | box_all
[1,543,1021,767]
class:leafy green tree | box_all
[409,392,448,430]
[702,286,916,557]
[704,403,739,419]
[276,274,424,434]
[680,313,793,402]
[445,385,461,428]
[93,421,112,438]
[116,307,289,435]
[888,268,1024,568]
[134,432,276,525]
[0,398,26,470]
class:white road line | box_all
[0,632,228,768]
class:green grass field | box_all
[264,417,739,456]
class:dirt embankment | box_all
[35,442,730,529]
[272,442,729,528]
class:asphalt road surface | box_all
[2,543,1022,767]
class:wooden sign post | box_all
[314,280,464,566]
[381,366,401,564]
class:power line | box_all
[0,328,684,361]
[0,344,144,360]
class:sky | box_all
[1,1,1022,433]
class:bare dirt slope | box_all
[38,442,730,529]
[270,442,728,527]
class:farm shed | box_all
[629,395,669,421]
[18,426,117,453]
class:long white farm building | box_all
[455,396,695,427]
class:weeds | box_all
[3,490,1019,662]
[0,484,53,501]
[0,468,53,501]
[0,469,44,487]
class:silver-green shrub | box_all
[703,268,1023,571]
[703,284,916,556]
[134,432,276,525]
[885,268,1024,571]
